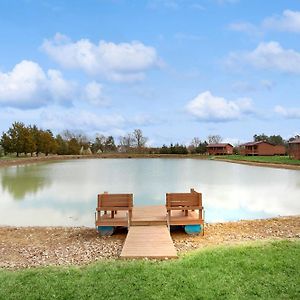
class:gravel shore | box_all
[0,216,299,269]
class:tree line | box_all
[0,122,297,157]
[0,122,152,157]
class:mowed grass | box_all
[217,155,300,165]
[0,240,299,300]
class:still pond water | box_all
[0,158,299,227]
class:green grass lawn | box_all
[216,155,300,166]
[0,240,299,299]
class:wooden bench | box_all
[95,193,133,233]
[166,188,204,235]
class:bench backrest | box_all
[97,193,133,209]
[166,189,202,209]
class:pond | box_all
[0,158,299,227]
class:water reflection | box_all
[0,164,51,200]
[0,159,299,227]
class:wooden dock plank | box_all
[120,225,177,259]
[131,205,167,226]
[169,210,204,225]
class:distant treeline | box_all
[0,121,297,157]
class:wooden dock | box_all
[96,190,204,259]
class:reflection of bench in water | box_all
[95,189,204,258]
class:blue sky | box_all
[0,0,299,145]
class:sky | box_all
[0,0,299,146]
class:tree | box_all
[23,126,36,156]
[253,133,269,142]
[133,129,148,149]
[91,135,106,153]
[159,143,188,154]
[195,141,208,154]
[1,133,12,155]
[190,137,201,148]
[68,138,81,155]
[6,122,28,156]
[253,134,285,145]
[268,135,285,145]
[56,134,68,155]
[40,130,57,156]
[119,134,134,152]
[104,136,117,152]
[30,125,42,156]
[208,135,222,144]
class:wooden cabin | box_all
[239,141,286,156]
[206,143,233,155]
[289,138,300,160]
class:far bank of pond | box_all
[1,154,300,170]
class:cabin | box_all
[239,141,286,156]
[206,143,233,155]
[289,138,300,160]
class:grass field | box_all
[216,155,300,166]
[0,240,299,299]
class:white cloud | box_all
[83,81,107,106]
[186,91,254,122]
[226,41,300,73]
[228,22,261,36]
[274,105,300,119]
[263,10,300,33]
[41,33,161,82]
[229,10,300,36]
[0,60,75,108]
[47,69,75,103]
[0,60,111,109]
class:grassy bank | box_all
[1,240,299,299]
[216,155,300,166]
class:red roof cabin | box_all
[239,141,286,156]
[289,138,300,160]
[207,143,233,155]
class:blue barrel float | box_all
[184,224,202,235]
[97,226,115,236]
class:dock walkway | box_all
[121,205,177,259]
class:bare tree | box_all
[133,129,148,148]
[207,135,222,144]
[119,133,134,152]
[190,137,201,148]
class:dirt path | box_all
[0,216,299,269]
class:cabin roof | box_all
[289,138,300,144]
[240,140,274,147]
[206,143,233,148]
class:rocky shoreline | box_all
[0,216,299,269]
